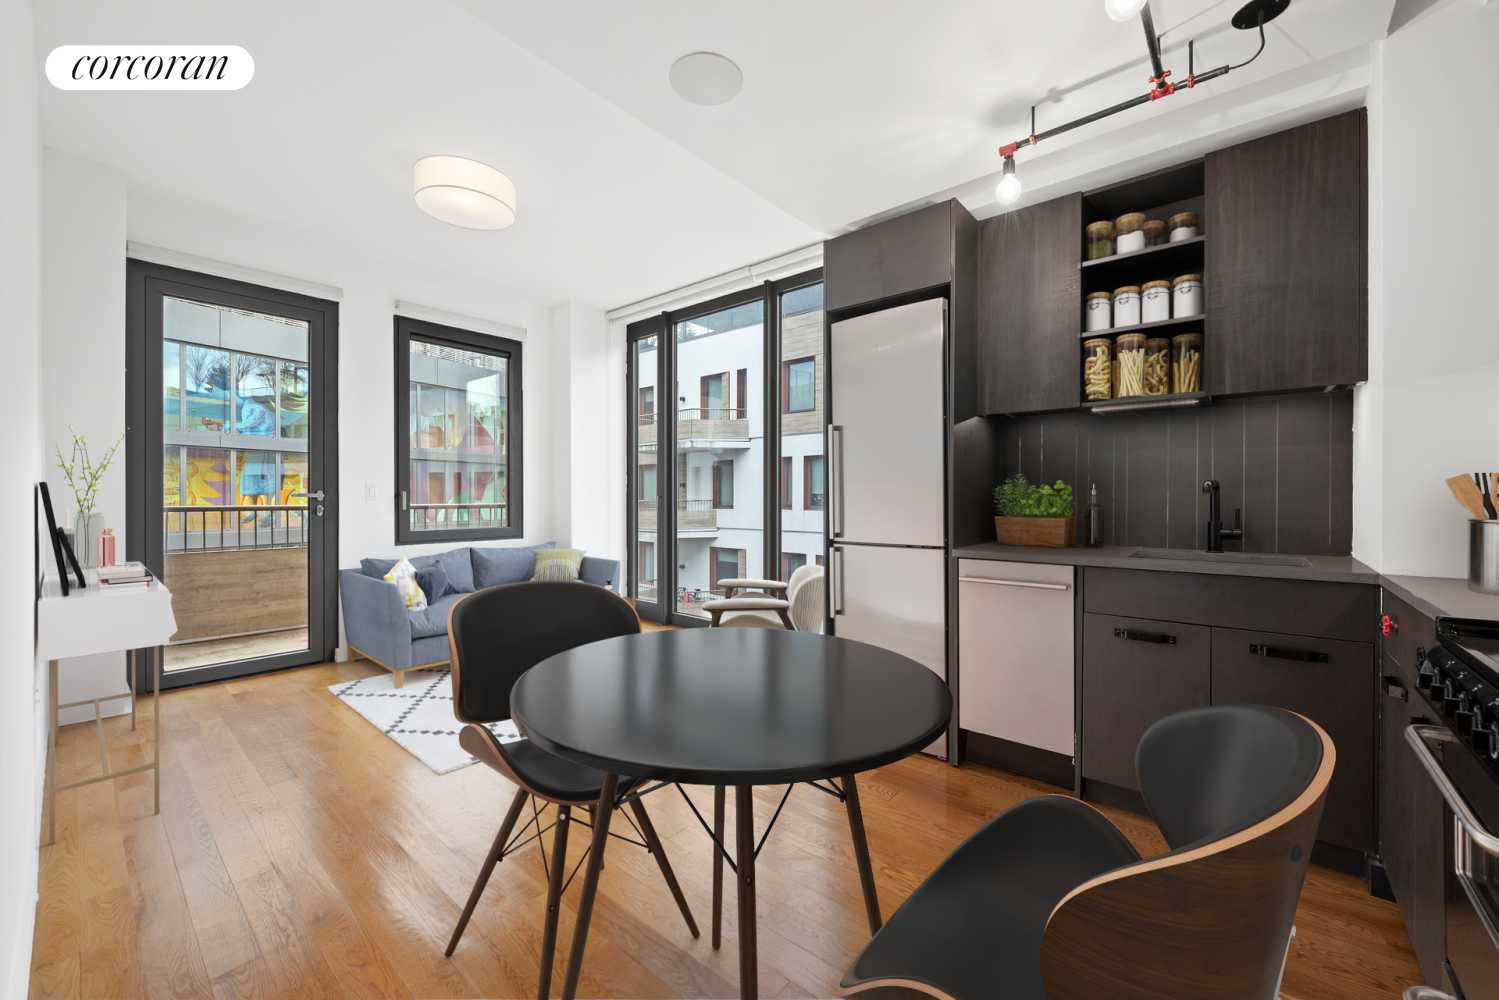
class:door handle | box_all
[958,577,1069,591]
[832,547,845,615]
[1114,628,1175,644]
[829,424,844,538]
[1408,725,1499,857]
[291,491,325,501]
[1249,643,1329,663]
[399,491,408,511]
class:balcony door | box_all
[627,271,823,626]
[127,260,338,687]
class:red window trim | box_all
[708,546,741,593]
[700,372,729,419]
[804,455,826,511]
[713,459,734,510]
[781,356,816,414]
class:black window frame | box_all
[394,315,523,544]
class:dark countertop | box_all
[952,543,1499,622]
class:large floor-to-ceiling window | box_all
[626,269,823,626]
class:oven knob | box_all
[1455,709,1477,734]
[1448,695,1467,718]
[1430,681,1452,703]
[1474,726,1496,756]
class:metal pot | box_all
[1470,519,1499,595]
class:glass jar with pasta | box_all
[1143,338,1170,396]
[1083,337,1113,401]
[1172,332,1203,393]
[1115,333,1147,398]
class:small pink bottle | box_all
[98,528,116,567]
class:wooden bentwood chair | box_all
[839,704,1335,1000]
[442,581,699,997]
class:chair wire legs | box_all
[446,786,529,956]
[630,798,699,938]
[537,806,572,1000]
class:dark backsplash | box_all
[992,392,1354,556]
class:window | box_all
[395,316,522,543]
[709,547,744,593]
[782,357,816,413]
[781,552,807,580]
[780,457,792,510]
[638,542,656,586]
[639,465,657,503]
[638,386,655,420]
[805,455,826,510]
[736,368,747,419]
[701,372,729,419]
[713,459,735,509]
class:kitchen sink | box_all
[1129,548,1313,568]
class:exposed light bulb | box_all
[995,157,1022,206]
[1105,0,1149,21]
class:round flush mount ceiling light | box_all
[669,52,743,105]
[413,155,516,230]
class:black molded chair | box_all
[839,704,1335,1000]
[442,581,698,997]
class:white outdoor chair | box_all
[706,564,825,632]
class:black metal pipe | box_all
[1140,3,1166,82]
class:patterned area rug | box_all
[328,668,522,774]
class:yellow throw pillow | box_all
[383,557,428,609]
[532,548,584,582]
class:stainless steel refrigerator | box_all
[828,297,948,756]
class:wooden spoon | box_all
[1489,473,1499,521]
[1448,474,1489,519]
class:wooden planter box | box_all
[994,516,1076,548]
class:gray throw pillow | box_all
[415,564,454,605]
[361,557,398,579]
[361,548,475,592]
[472,542,557,589]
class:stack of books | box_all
[97,563,153,588]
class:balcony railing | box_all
[639,408,749,447]
[164,504,308,552]
[638,499,716,530]
[409,501,508,531]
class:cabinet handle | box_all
[1114,628,1175,644]
[1249,643,1329,663]
[829,425,844,539]
[958,577,1069,591]
[832,547,845,616]
[1383,676,1409,701]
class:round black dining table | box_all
[511,626,952,1000]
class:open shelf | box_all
[1079,235,1204,278]
[1081,391,1211,415]
[1078,314,1205,339]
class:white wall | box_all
[124,196,560,656]
[548,302,623,569]
[41,148,132,723]
[0,0,45,992]
[1358,0,1499,578]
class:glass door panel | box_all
[674,300,763,621]
[779,283,826,590]
[631,335,660,613]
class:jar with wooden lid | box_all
[1141,279,1171,323]
[1142,219,1165,246]
[1085,221,1115,260]
[1172,332,1203,393]
[1113,285,1141,327]
[1085,291,1112,332]
[1144,337,1170,395]
[1083,337,1112,401]
[1172,273,1203,317]
[1115,333,1147,398]
[1168,211,1199,242]
[1115,213,1147,253]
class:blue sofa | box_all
[339,543,619,687]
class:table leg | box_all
[153,645,161,815]
[560,772,618,1000]
[735,785,757,1000]
[712,784,725,950]
[842,773,881,934]
[130,648,137,732]
[46,659,59,847]
[538,805,571,1000]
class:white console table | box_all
[38,570,177,846]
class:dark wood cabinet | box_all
[824,201,955,313]
[1380,660,1447,985]
[1205,109,1367,395]
[1210,626,1375,854]
[977,193,1081,415]
[1081,613,1210,793]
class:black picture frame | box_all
[38,482,83,595]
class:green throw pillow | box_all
[532,548,584,582]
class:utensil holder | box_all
[1470,519,1499,594]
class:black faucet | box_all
[1202,480,1243,553]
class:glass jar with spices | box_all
[1141,279,1171,323]
[1168,211,1199,242]
[1172,273,1203,317]
[1085,291,1112,332]
[1112,285,1141,327]
[1142,219,1165,246]
[1143,338,1170,395]
[1083,337,1113,401]
[1172,332,1203,393]
[1085,221,1115,260]
[1115,333,1147,398]
[1115,213,1146,253]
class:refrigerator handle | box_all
[832,546,845,615]
[829,424,844,538]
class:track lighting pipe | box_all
[1140,3,1166,83]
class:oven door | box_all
[1409,725,1499,999]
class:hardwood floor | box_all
[30,658,1423,999]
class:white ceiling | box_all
[35,0,1393,311]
